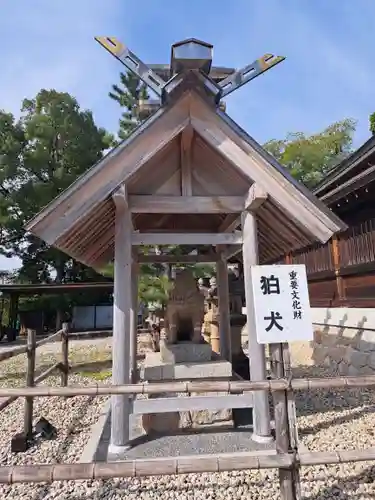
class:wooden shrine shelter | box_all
[25,38,346,451]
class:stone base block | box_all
[142,358,232,381]
[140,390,233,434]
[142,412,180,434]
[160,342,212,363]
[186,392,233,426]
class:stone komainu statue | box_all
[163,269,205,344]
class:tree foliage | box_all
[109,71,149,140]
[0,89,113,285]
[370,112,375,135]
[263,118,356,188]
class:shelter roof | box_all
[314,135,375,205]
[26,87,346,269]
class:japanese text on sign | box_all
[250,264,313,344]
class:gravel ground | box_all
[0,337,374,499]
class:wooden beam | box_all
[132,232,242,246]
[222,244,242,260]
[180,127,193,196]
[132,393,253,414]
[218,184,267,234]
[128,195,245,214]
[245,184,268,211]
[138,253,219,263]
[219,214,240,233]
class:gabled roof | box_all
[26,90,346,269]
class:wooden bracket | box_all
[245,184,268,212]
[219,183,267,235]
[112,184,128,212]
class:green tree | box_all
[0,89,113,286]
[263,118,356,188]
[370,112,375,135]
[109,71,149,140]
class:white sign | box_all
[250,264,313,344]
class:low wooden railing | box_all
[0,342,375,499]
[0,324,69,438]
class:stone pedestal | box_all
[160,342,212,363]
[141,345,234,432]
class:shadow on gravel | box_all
[298,404,375,438]
[31,396,96,500]
[286,363,375,439]
[301,464,375,499]
[0,355,145,382]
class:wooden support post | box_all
[241,209,272,442]
[9,293,19,332]
[60,322,69,387]
[24,329,36,439]
[111,186,132,453]
[130,257,139,383]
[282,344,300,460]
[217,255,231,361]
[331,235,345,302]
[270,343,300,500]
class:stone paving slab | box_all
[84,405,275,462]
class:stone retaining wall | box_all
[240,307,375,375]
[310,308,375,375]
[313,326,375,375]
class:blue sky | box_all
[0,0,375,270]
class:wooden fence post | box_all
[331,235,345,303]
[24,328,36,439]
[270,343,300,500]
[61,322,69,387]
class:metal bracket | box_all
[95,37,166,97]
[219,53,285,98]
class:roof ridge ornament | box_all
[95,37,165,97]
[95,36,285,113]
[218,53,285,98]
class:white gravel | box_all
[0,337,374,499]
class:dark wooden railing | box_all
[288,218,375,307]
[291,241,333,274]
[0,325,69,439]
[339,219,375,267]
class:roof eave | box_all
[212,107,347,239]
[25,104,167,234]
[314,135,375,197]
